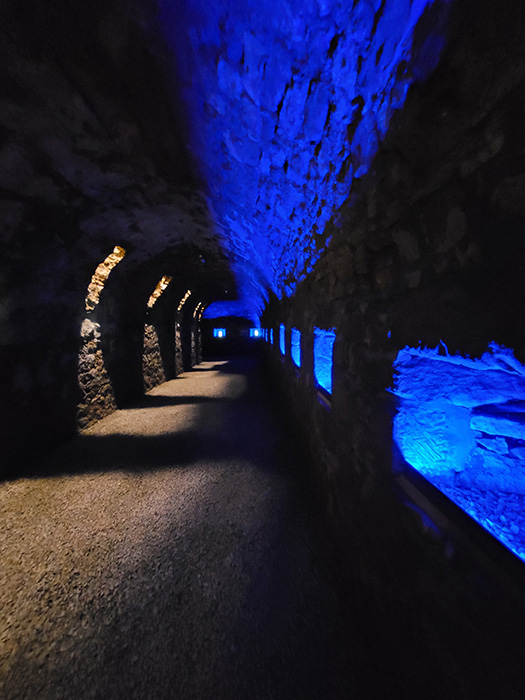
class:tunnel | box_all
[2,0,525,698]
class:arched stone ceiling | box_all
[158,0,450,318]
[1,0,451,325]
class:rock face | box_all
[143,324,167,393]
[471,402,525,441]
[164,0,451,302]
[3,0,522,463]
[391,345,525,494]
[260,0,525,695]
[77,319,117,430]
[0,0,237,462]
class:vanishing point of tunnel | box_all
[2,1,525,698]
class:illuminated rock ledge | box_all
[393,343,525,562]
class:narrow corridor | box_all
[0,359,355,700]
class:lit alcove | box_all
[392,343,525,562]
[147,275,172,309]
[279,324,286,355]
[213,328,226,338]
[270,328,274,345]
[143,276,173,391]
[313,327,336,395]
[249,328,262,338]
[291,328,301,368]
[78,246,127,429]
[85,246,126,312]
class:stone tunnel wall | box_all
[77,310,195,431]
[143,324,168,393]
[0,0,229,468]
[77,318,117,430]
[263,0,525,696]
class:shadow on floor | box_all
[198,357,258,374]
[7,356,285,482]
[126,394,223,409]
[15,429,242,480]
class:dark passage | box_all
[0,359,355,700]
[3,1,525,697]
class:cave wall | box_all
[77,318,117,430]
[142,324,166,392]
[263,0,525,696]
[0,1,233,469]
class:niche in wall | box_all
[392,343,525,562]
[279,324,286,355]
[313,327,336,395]
[291,328,301,368]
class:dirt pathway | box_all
[0,358,355,700]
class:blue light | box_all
[279,324,286,355]
[291,328,301,368]
[314,327,336,394]
[270,328,274,345]
[213,328,226,338]
[250,328,261,338]
[392,343,525,563]
[158,0,448,311]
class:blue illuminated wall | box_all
[213,328,226,338]
[159,0,448,314]
[249,328,262,338]
[314,328,336,394]
[291,328,301,368]
[270,328,274,345]
[392,343,525,563]
[279,324,286,355]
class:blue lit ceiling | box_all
[159,0,446,318]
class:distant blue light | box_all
[250,328,261,338]
[392,343,525,563]
[279,324,285,355]
[291,328,301,368]
[314,328,336,394]
[270,328,274,345]
[213,328,226,338]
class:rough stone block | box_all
[471,402,525,440]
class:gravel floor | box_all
[0,358,356,700]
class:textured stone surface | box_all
[261,1,525,696]
[0,360,355,700]
[77,319,116,430]
[0,0,237,462]
[3,1,525,692]
[142,324,167,392]
[164,0,452,306]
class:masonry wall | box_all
[77,318,117,430]
[263,1,525,697]
[143,324,167,392]
[77,288,199,431]
[0,1,225,471]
